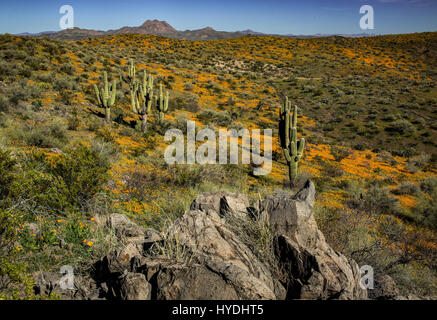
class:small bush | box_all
[348,183,399,215]
[0,95,10,112]
[330,145,351,162]
[14,145,110,214]
[16,119,68,148]
[0,149,16,200]
[420,177,437,194]
[386,119,415,135]
[392,182,419,195]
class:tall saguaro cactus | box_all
[132,70,155,132]
[120,60,138,113]
[94,71,116,123]
[279,97,305,185]
[155,84,169,121]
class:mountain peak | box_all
[139,19,177,33]
[200,26,215,32]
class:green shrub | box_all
[348,183,399,215]
[53,76,76,91]
[14,145,110,215]
[46,144,110,210]
[420,176,437,194]
[197,110,232,127]
[8,83,42,105]
[17,119,68,148]
[0,95,10,112]
[0,149,16,200]
[386,119,415,135]
[392,182,419,195]
[330,145,351,162]
[0,258,37,300]
[414,191,437,230]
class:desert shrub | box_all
[0,149,16,201]
[14,145,110,215]
[8,83,42,105]
[124,169,170,202]
[59,63,75,75]
[67,108,80,130]
[330,145,351,162]
[58,90,74,105]
[15,119,68,148]
[353,143,366,151]
[45,145,110,210]
[53,76,76,91]
[348,183,399,215]
[413,191,437,230]
[392,182,419,195]
[174,95,199,113]
[170,165,207,188]
[386,119,414,135]
[0,95,10,112]
[197,110,232,127]
[95,125,117,142]
[0,258,39,300]
[406,153,431,173]
[323,161,345,177]
[420,176,437,194]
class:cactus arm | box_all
[94,84,101,106]
[283,148,292,162]
[109,80,116,107]
[164,91,169,112]
[297,138,305,159]
[285,108,290,147]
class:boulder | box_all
[106,214,146,243]
[167,208,276,299]
[139,258,240,300]
[117,272,152,300]
[190,191,250,216]
[106,213,162,249]
[98,242,143,276]
[262,181,367,300]
[33,271,101,300]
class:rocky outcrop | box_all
[35,180,368,300]
[167,208,276,299]
[259,181,367,300]
[33,271,102,300]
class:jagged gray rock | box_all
[117,272,152,300]
[261,181,367,300]
[190,191,250,216]
[33,271,101,300]
[167,208,276,299]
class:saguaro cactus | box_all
[279,97,305,185]
[155,84,169,121]
[94,71,116,123]
[121,60,137,112]
[132,70,155,132]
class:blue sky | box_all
[0,0,436,35]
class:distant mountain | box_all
[107,19,178,37]
[15,19,376,41]
[238,29,265,36]
[15,31,56,37]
